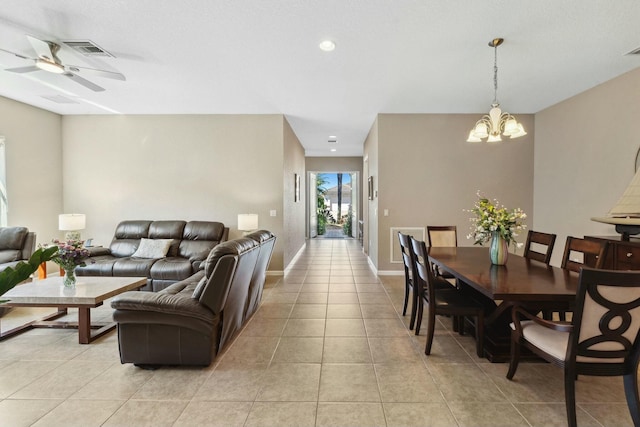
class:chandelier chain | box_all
[493,44,499,105]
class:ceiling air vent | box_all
[625,46,640,56]
[62,40,114,57]
[41,95,79,104]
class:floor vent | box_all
[62,40,114,57]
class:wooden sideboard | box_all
[584,235,640,270]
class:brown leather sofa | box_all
[0,226,36,273]
[110,230,276,367]
[76,220,228,291]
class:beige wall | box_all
[283,118,306,267]
[375,113,535,273]
[534,67,640,266]
[61,114,287,271]
[363,118,379,265]
[0,96,62,245]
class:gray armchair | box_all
[0,226,36,273]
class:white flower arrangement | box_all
[466,192,527,249]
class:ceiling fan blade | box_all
[6,65,40,73]
[64,72,105,92]
[65,64,126,81]
[26,35,56,60]
[0,47,33,60]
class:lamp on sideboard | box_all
[238,214,258,235]
[59,213,86,241]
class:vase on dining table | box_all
[489,231,509,265]
[63,267,77,288]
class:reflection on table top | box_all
[427,246,579,302]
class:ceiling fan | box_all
[0,35,125,92]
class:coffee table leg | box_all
[78,307,91,344]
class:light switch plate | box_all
[270,210,277,217]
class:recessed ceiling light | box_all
[319,40,336,52]
[330,148,337,152]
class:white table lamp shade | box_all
[238,214,258,231]
[59,214,86,231]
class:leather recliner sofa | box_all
[110,230,276,367]
[0,226,36,273]
[76,220,229,291]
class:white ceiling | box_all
[0,1,639,156]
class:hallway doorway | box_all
[309,171,359,240]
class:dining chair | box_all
[523,230,556,265]
[409,236,485,357]
[553,236,609,322]
[398,232,452,330]
[427,225,458,248]
[507,267,640,427]
[561,236,608,273]
[427,225,457,279]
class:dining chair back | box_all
[398,232,418,330]
[507,267,640,427]
[523,230,556,265]
[561,236,608,273]
[427,225,457,247]
[410,236,485,357]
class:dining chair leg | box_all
[623,357,640,427]
[474,313,484,358]
[506,333,520,380]
[414,296,423,335]
[409,287,418,331]
[424,309,436,355]
[402,283,409,316]
[564,367,578,427]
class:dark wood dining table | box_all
[428,246,580,362]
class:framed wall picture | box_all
[368,176,374,200]
[295,173,301,202]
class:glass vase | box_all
[489,232,509,265]
[63,267,77,288]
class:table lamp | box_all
[238,214,258,235]
[59,213,86,241]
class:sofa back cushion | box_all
[179,221,226,262]
[149,221,186,257]
[110,221,152,257]
[0,226,28,251]
[194,238,257,312]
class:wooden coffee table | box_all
[0,276,146,344]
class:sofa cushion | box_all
[132,238,173,259]
[76,256,117,276]
[179,221,226,261]
[110,221,152,257]
[0,249,21,263]
[150,257,193,280]
[149,221,186,256]
[113,257,157,277]
[0,227,28,250]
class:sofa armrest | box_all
[111,291,213,323]
[88,246,111,257]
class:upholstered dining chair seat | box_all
[510,321,625,364]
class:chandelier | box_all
[467,38,526,143]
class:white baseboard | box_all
[377,270,404,276]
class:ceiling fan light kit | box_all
[0,34,125,92]
[35,58,65,74]
[467,38,527,143]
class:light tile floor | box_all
[0,238,635,426]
